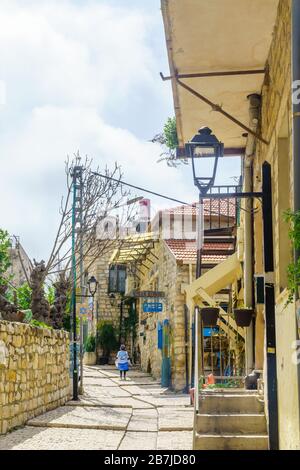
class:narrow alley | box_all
[0,366,193,450]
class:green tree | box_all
[16,283,32,310]
[46,285,55,306]
[0,229,11,286]
[97,321,118,357]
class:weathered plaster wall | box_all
[0,321,70,435]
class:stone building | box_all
[7,237,32,288]
[161,0,300,449]
[110,201,238,390]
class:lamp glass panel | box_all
[192,155,217,179]
[89,279,97,295]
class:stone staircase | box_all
[194,389,269,450]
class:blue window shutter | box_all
[157,322,163,350]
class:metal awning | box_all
[161,0,279,149]
[110,233,159,265]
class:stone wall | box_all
[252,0,300,450]
[0,321,70,435]
[137,240,190,391]
[88,248,132,360]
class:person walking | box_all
[116,344,129,380]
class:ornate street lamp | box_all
[184,126,224,410]
[109,292,116,307]
[87,275,98,353]
[185,127,224,195]
[87,275,98,297]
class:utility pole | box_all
[71,165,83,401]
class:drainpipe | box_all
[292,0,300,439]
[244,94,261,374]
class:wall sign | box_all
[143,302,163,313]
[133,290,165,298]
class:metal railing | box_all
[205,185,242,230]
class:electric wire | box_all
[92,171,259,216]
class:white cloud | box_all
[0,0,239,261]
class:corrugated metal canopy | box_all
[162,0,279,149]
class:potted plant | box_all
[83,334,96,365]
[97,321,118,365]
[233,307,253,327]
[200,307,219,327]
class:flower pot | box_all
[233,308,253,327]
[83,352,96,366]
[200,307,219,327]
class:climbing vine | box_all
[284,209,300,304]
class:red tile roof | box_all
[165,239,235,265]
[163,199,236,218]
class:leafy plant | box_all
[23,310,33,322]
[0,229,11,286]
[63,312,79,333]
[163,117,179,150]
[30,319,53,330]
[97,321,118,357]
[284,209,300,304]
[16,283,32,310]
[206,381,240,389]
[151,117,186,167]
[46,285,55,306]
[84,334,96,353]
[123,303,138,341]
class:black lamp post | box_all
[184,126,224,406]
[87,275,98,348]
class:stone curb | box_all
[27,422,127,431]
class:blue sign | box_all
[143,302,163,313]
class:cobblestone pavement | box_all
[0,366,193,450]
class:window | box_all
[108,264,126,294]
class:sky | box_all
[0,0,240,261]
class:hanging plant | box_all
[284,210,300,304]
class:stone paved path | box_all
[0,366,193,450]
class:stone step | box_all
[199,394,264,414]
[194,433,269,450]
[196,413,267,434]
